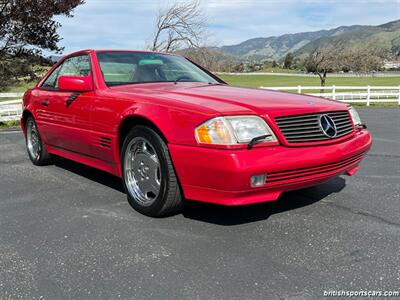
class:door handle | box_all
[41,100,49,106]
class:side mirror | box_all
[58,74,93,92]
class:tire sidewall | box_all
[25,117,42,164]
[121,126,171,216]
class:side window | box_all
[41,64,62,89]
[58,55,91,77]
[41,55,91,90]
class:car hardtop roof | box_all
[63,49,179,59]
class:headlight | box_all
[195,116,277,145]
[348,106,362,126]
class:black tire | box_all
[121,126,183,217]
[25,116,54,166]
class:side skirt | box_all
[46,144,121,177]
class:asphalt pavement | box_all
[0,108,399,299]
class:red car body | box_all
[21,50,372,206]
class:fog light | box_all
[250,174,266,187]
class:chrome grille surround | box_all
[275,111,354,143]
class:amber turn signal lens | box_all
[196,124,212,144]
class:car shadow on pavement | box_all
[54,158,125,193]
[182,177,346,225]
[53,157,345,225]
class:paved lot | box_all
[0,108,399,299]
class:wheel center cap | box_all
[138,162,149,176]
[133,154,152,181]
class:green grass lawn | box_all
[255,67,298,73]
[1,75,399,102]
[0,120,20,129]
[0,81,36,102]
[219,74,400,108]
[2,81,36,93]
[220,74,400,88]
[2,75,399,94]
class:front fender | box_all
[119,102,216,145]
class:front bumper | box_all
[169,130,372,205]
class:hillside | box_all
[219,19,400,61]
[294,19,400,58]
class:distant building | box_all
[383,60,400,70]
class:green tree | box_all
[283,52,294,69]
[0,0,85,90]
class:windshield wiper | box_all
[207,82,225,86]
[247,134,272,149]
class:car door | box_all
[35,54,94,156]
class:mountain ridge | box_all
[219,19,400,61]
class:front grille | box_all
[275,111,353,143]
[267,151,366,185]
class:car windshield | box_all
[96,51,219,86]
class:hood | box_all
[111,82,348,117]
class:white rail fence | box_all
[1,86,399,121]
[218,72,400,77]
[260,85,400,106]
[0,93,23,122]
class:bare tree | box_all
[304,44,387,87]
[179,47,238,72]
[149,0,206,52]
[304,45,339,87]
[341,47,386,72]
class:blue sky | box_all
[54,0,400,54]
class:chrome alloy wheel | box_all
[26,119,41,160]
[124,137,162,206]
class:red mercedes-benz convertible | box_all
[21,50,372,216]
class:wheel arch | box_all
[118,115,168,155]
[21,109,34,133]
